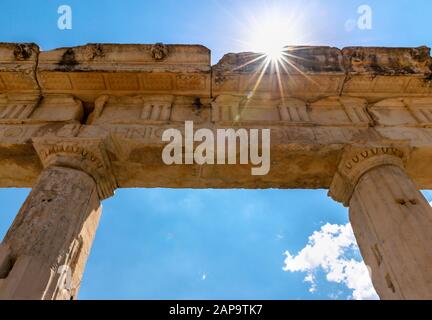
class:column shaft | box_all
[349,164,432,299]
[0,166,101,300]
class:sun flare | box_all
[264,44,285,63]
[241,5,306,63]
[226,4,311,121]
[248,17,288,63]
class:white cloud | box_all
[283,223,379,300]
[304,273,317,293]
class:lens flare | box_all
[242,5,307,61]
[225,3,312,125]
[248,17,287,62]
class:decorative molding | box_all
[32,137,117,200]
[211,95,243,122]
[88,95,175,124]
[13,44,35,61]
[278,99,310,122]
[0,93,39,122]
[329,143,410,206]
[87,95,109,124]
[140,96,174,121]
[150,43,169,61]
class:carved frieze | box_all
[370,97,432,127]
[211,95,371,126]
[278,98,310,123]
[88,95,175,124]
[0,94,83,125]
[309,97,371,127]
[1,43,432,190]
[0,43,40,92]
[0,93,39,122]
[88,95,213,125]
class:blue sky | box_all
[0,0,432,300]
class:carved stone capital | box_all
[32,137,117,200]
[329,144,409,206]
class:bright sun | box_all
[241,5,307,63]
[264,43,285,62]
[250,19,287,62]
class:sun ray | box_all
[231,56,271,126]
[223,3,319,123]
[230,54,267,72]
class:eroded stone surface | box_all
[0,42,432,300]
[0,43,431,189]
[349,164,432,300]
[0,166,101,300]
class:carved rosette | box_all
[329,144,409,206]
[32,137,117,200]
[150,43,169,61]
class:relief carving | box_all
[13,43,35,61]
[329,144,409,206]
[309,97,371,126]
[278,98,310,123]
[0,94,39,122]
[176,74,206,90]
[150,43,169,61]
[32,138,117,200]
[369,97,432,127]
[89,95,174,124]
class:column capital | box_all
[32,137,117,200]
[329,143,410,206]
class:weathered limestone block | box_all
[0,166,101,300]
[370,97,432,127]
[341,46,432,98]
[330,145,432,299]
[0,94,83,125]
[37,43,211,102]
[211,94,282,124]
[278,98,310,123]
[213,46,344,75]
[0,43,40,93]
[211,95,372,126]
[0,93,40,121]
[342,46,432,75]
[30,95,83,123]
[309,97,371,126]
[0,43,431,189]
[88,94,213,125]
[213,45,432,100]
[212,46,345,99]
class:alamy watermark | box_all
[161,121,271,176]
[58,5,72,30]
[345,5,372,32]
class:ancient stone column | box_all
[329,145,432,300]
[0,138,116,300]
